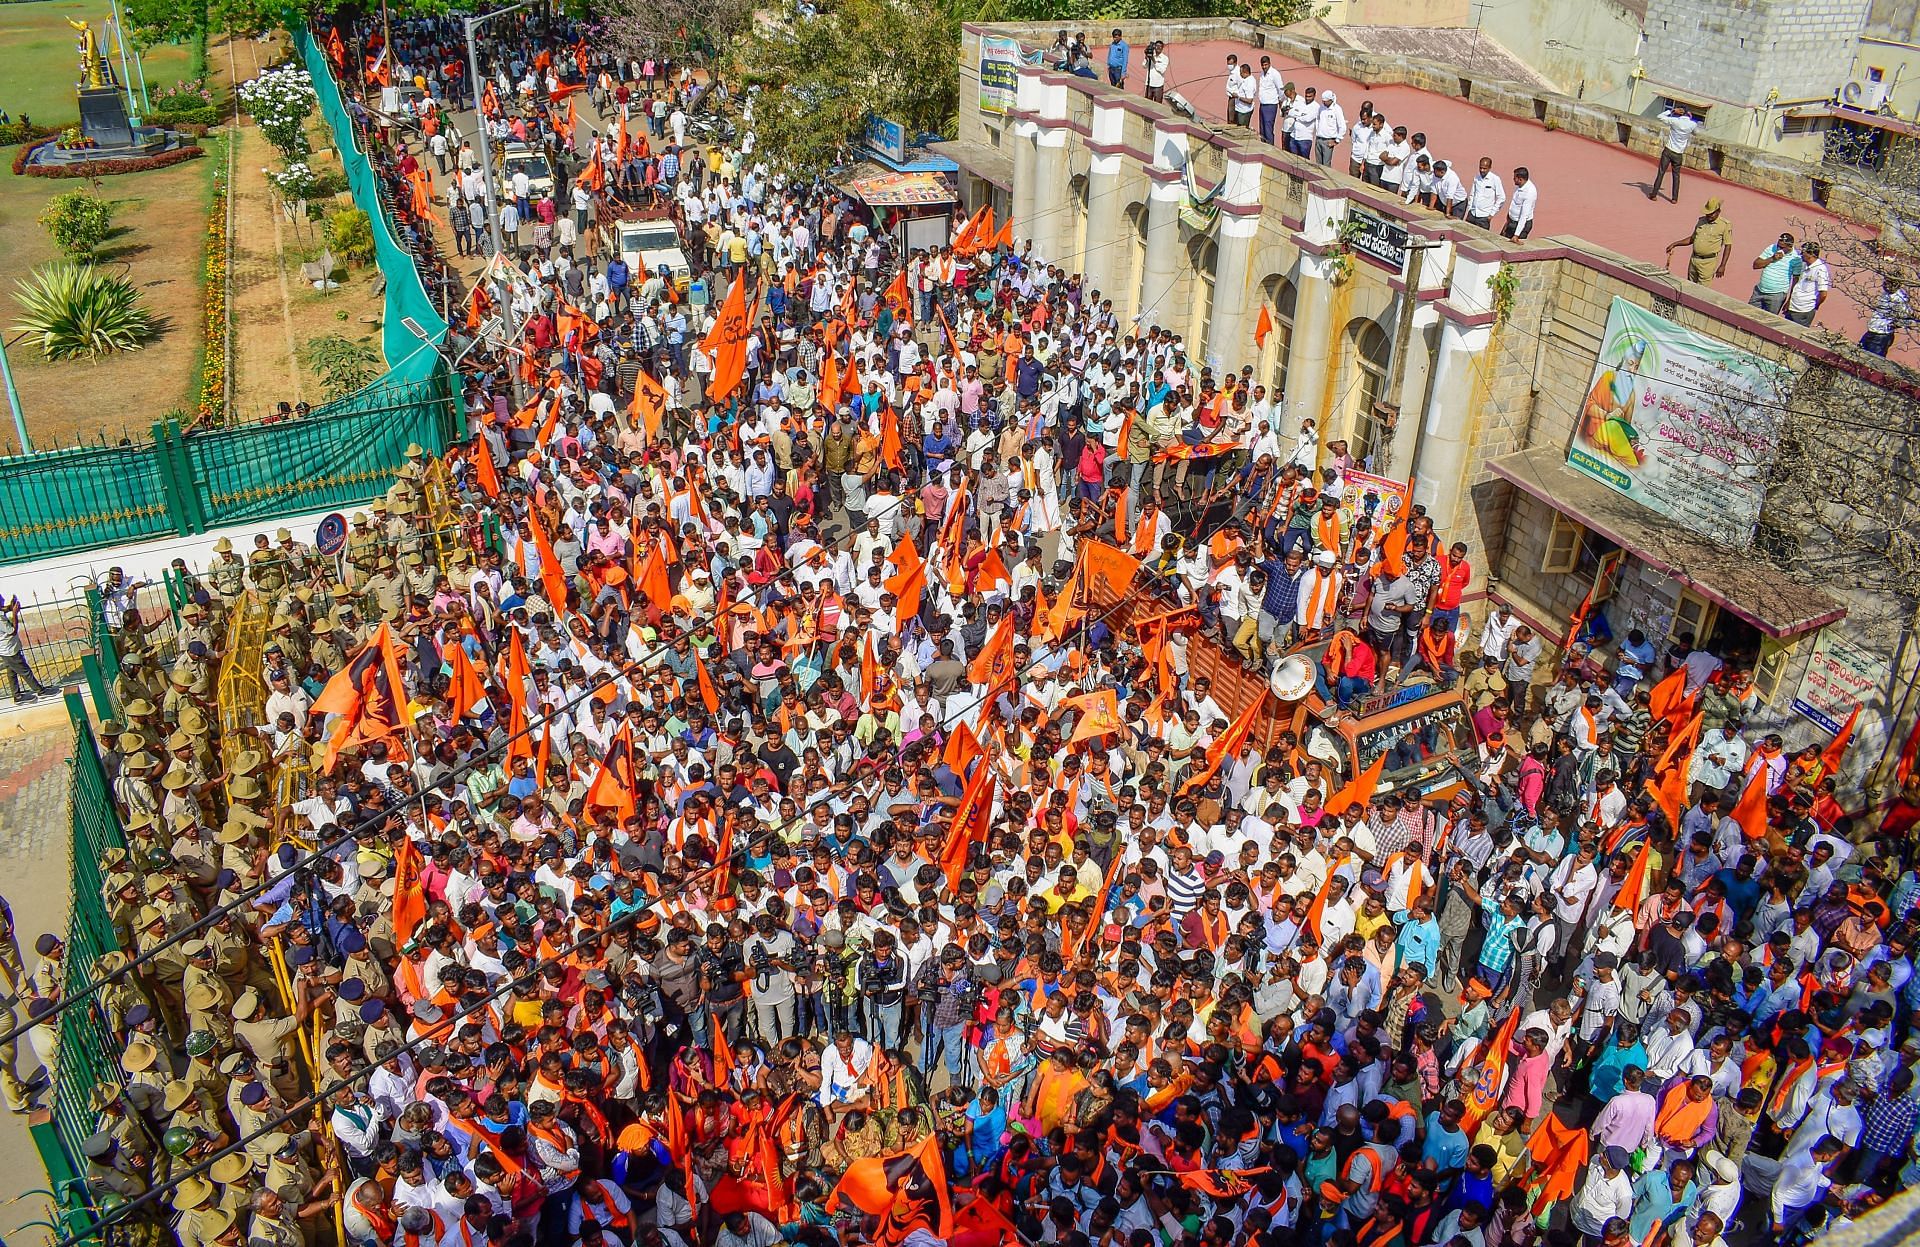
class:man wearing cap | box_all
[233,987,317,1103]
[1570,1145,1635,1245]
[207,536,247,604]
[1666,199,1732,285]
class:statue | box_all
[67,18,110,90]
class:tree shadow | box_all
[96,240,151,264]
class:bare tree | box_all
[597,0,758,64]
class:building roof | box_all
[1487,446,1846,638]
[1328,25,1558,93]
[1130,38,1886,352]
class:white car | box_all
[500,141,554,201]
[616,216,692,292]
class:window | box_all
[1540,511,1584,575]
[1265,279,1297,405]
[1670,589,1719,645]
[1751,634,1801,703]
[1346,319,1391,470]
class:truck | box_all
[615,211,692,293]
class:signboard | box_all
[1568,297,1792,547]
[315,512,348,558]
[979,35,1022,116]
[1337,468,1410,540]
[864,114,907,165]
[1790,629,1888,735]
[846,170,956,207]
[1346,206,1409,274]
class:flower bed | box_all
[197,181,230,425]
[12,136,206,178]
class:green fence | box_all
[0,28,457,570]
[28,693,131,1240]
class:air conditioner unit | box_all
[1841,66,1891,111]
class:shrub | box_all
[237,65,317,160]
[11,264,158,361]
[327,207,376,266]
[301,334,383,397]
[39,190,116,259]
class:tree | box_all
[736,0,963,176]
[598,0,758,63]
[39,191,116,261]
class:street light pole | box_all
[1,333,31,455]
[465,2,529,402]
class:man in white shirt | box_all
[1771,1137,1842,1235]
[1431,160,1467,218]
[1256,56,1285,144]
[1570,1148,1635,1241]
[1232,63,1258,128]
[1313,90,1347,166]
[1466,157,1506,229]
[1286,88,1320,159]
[1651,106,1700,203]
[1378,125,1411,192]
[1503,166,1538,239]
[1785,241,1830,326]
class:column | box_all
[1206,209,1260,375]
[1414,319,1495,534]
[1011,123,1038,251]
[1081,152,1124,302]
[1278,255,1339,445]
[1379,309,1435,477]
[1138,169,1184,331]
[1033,125,1071,265]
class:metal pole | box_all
[107,14,138,121]
[1374,240,1438,476]
[0,334,31,455]
[466,4,529,402]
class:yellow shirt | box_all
[1472,1121,1527,1182]
[1041,884,1090,914]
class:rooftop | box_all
[1329,25,1557,93]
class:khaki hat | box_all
[99,719,124,738]
[209,1153,252,1185]
[229,749,266,777]
[449,548,471,564]
[275,529,293,543]
[125,751,159,770]
[213,537,234,553]
[231,989,260,1020]
[182,938,211,959]
[162,1080,195,1111]
[199,1209,234,1238]
[405,442,425,457]
[125,811,157,833]
[96,950,127,973]
[121,1038,159,1073]
[185,981,220,1011]
[257,1131,291,1156]
[352,513,370,527]
[124,699,156,717]
[173,1178,215,1212]
[169,669,193,689]
[228,775,264,801]
[178,706,209,733]
[166,730,192,750]
[160,767,193,791]
[137,906,165,930]
[403,552,425,567]
[216,820,251,845]
[118,731,149,753]
[169,812,198,832]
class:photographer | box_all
[859,930,911,1049]
[743,909,800,1043]
[911,945,976,1086]
[697,921,749,1046]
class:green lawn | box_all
[0,0,196,127]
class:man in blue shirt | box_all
[606,256,629,310]
[1106,30,1129,87]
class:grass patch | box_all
[0,0,195,124]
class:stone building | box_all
[941,18,1920,800]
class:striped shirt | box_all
[1166,867,1207,917]
[1477,898,1524,973]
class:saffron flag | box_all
[1459,1005,1523,1132]
[884,533,927,626]
[1819,705,1861,778]
[473,435,503,498]
[636,543,673,612]
[1254,304,1275,348]
[325,27,345,68]
[1521,1113,1590,1218]
[1179,695,1263,796]
[1064,689,1122,744]
[1177,1168,1271,1198]
[586,723,639,821]
[632,370,668,439]
[1324,750,1389,816]
[1656,710,1704,775]
[967,615,1017,688]
[703,277,752,403]
[446,642,490,719]
[939,761,996,887]
[1647,667,1690,731]
[1612,840,1653,914]
[818,352,845,414]
[527,510,571,617]
[990,215,1012,250]
[943,720,982,775]
[885,268,909,311]
[694,651,721,714]
[1730,764,1771,840]
[505,630,535,766]
[1645,751,1689,834]
[313,623,410,773]
[1078,540,1142,609]
[392,835,427,948]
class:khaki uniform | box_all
[234,1014,304,1100]
[249,548,289,595]
[210,554,248,604]
[1685,217,1733,283]
[364,570,408,622]
[345,526,385,589]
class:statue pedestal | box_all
[78,85,134,148]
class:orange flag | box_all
[859,634,879,705]
[527,511,571,617]
[1612,841,1653,913]
[967,614,1017,688]
[885,268,909,311]
[950,204,987,254]
[940,762,996,888]
[1646,749,1689,833]
[1730,764,1771,840]
[636,543,673,611]
[1820,705,1861,778]
[1324,750,1390,816]
[313,623,411,773]
[1521,1111,1591,1218]
[1460,1005,1524,1131]
[711,1021,736,1088]
[1064,689,1122,744]
[990,215,1013,250]
[885,533,927,627]
[446,642,490,719]
[393,836,427,948]
[1656,710,1704,775]
[943,720,982,775]
[818,352,844,414]
[694,650,721,714]
[937,476,971,554]
[631,369,667,439]
[974,547,1012,594]
[703,277,752,403]
[1647,667,1689,730]
[473,435,503,498]
[1179,695,1263,796]
[586,723,639,821]
[505,630,535,765]
[1080,540,1142,607]
[879,405,905,470]
[1254,303,1275,347]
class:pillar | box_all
[1138,170,1184,331]
[1033,125,1071,266]
[1082,152,1124,303]
[1379,313,1436,478]
[1414,319,1494,535]
[1279,255,1340,445]
[1011,124,1038,251]
[1207,209,1260,375]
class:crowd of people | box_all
[26,16,1920,1247]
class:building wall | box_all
[1476,0,1644,109]
[1641,0,1874,109]
[966,20,1920,797]
[1321,0,1471,27]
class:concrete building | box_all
[945,19,1920,800]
